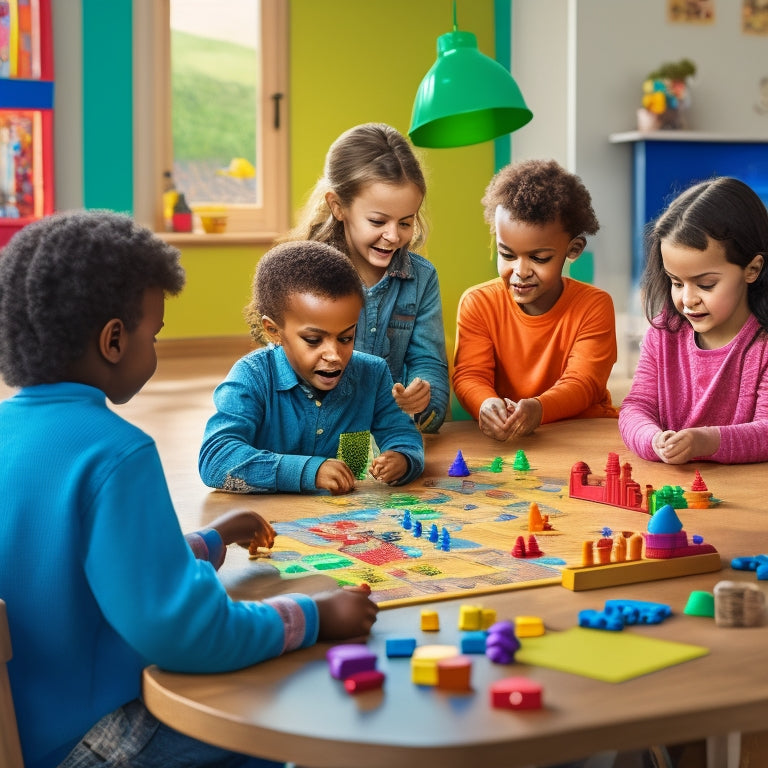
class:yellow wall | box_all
[163,244,266,337]
[164,0,500,351]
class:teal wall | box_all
[81,0,133,212]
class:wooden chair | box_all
[0,600,24,768]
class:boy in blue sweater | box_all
[0,211,378,768]
[199,240,425,494]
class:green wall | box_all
[78,1,502,344]
[289,0,499,357]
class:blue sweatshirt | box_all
[0,383,318,768]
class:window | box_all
[133,0,288,238]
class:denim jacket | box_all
[354,248,449,432]
[199,346,425,493]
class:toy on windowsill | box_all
[568,452,719,513]
[561,504,721,591]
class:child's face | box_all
[109,287,165,404]
[328,181,423,287]
[494,207,580,315]
[661,237,763,349]
[268,291,362,391]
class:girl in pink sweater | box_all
[619,177,768,464]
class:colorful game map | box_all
[258,452,709,607]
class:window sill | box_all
[157,230,280,247]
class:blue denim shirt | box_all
[354,248,449,433]
[199,346,425,493]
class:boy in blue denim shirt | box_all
[199,241,425,494]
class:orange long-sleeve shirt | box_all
[452,277,618,423]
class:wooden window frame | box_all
[132,0,289,242]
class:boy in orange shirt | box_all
[453,159,618,441]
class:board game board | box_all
[259,452,673,607]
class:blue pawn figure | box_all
[439,527,451,552]
[402,509,412,530]
[428,523,439,543]
[413,520,423,538]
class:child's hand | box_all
[316,458,356,495]
[504,397,543,437]
[369,450,408,484]
[478,396,516,441]
[314,587,379,641]
[652,428,720,464]
[392,377,431,415]
[207,509,276,550]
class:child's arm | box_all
[619,328,668,461]
[392,377,431,416]
[369,450,408,484]
[477,396,517,441]
[652,428,721,464]
[185,509,277,569]
[315,586,379,641]
[369,360,424,485]
[199,362,327,493]
[452,286,502,419]
[399,266,450,432]
[315,458,357,495]
[534,289,617,423]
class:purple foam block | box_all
[326,644,377,680]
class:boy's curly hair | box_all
[0,210,185,387]
[482,159,600,239]
[245,240,364,344]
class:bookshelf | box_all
[0,0,53,246]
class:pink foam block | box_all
[343,669,386,693]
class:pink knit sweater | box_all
[619,314,768,463]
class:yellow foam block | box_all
[515,616,545,637]
[458,604,482,631]
[411,644,458,686]
[420,609,440,631]
[481,608,497,630]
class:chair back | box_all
[0,600,24,768]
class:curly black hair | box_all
[245,240,364,344]
[482,159,600,239]
[0,209,185,387]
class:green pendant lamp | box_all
[409,1,533,148]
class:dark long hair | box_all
[642,177,768,331]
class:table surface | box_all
[143,418,768,768]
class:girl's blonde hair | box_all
[282,123,428,252]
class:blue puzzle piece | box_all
[604,599,672,625]
[731,554,768,573]
[578,609,624,631]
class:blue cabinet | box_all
[610,131,768,287]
